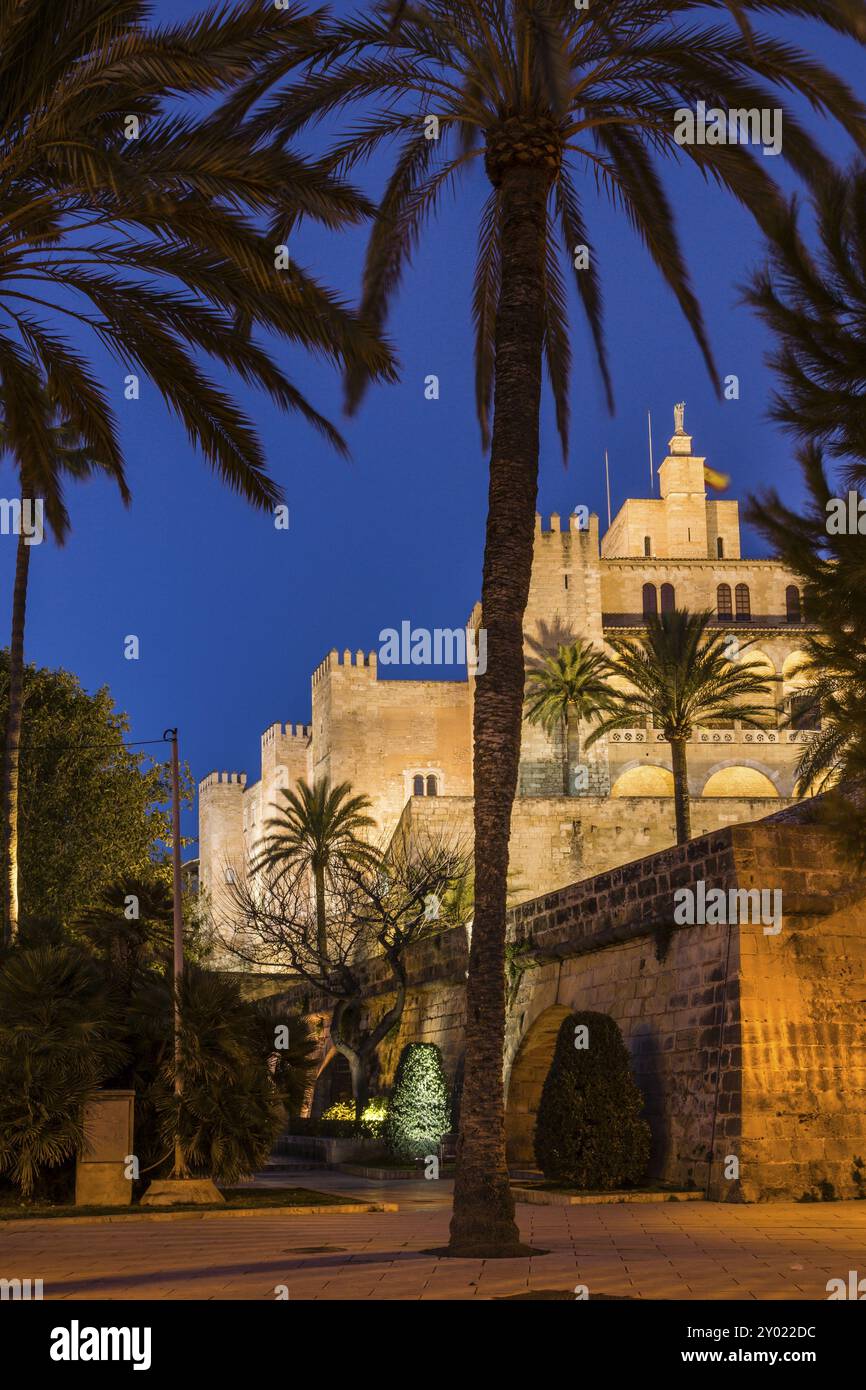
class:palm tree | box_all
[743,163,866,846]
[233,0,866,1254]
[0,391,127,944]
[744,162,866,479]
[251,778,379,960]
[524,639,613,794]
[0,1,395,940]
[586,609,776,843]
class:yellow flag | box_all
[704,464,730,491]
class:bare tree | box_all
[226,828,470,1117]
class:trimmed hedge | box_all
[384,1043,450,1161]
[534,1011,651,1190]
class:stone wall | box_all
[276,806,866,1203]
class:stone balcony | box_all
[607,726,817,747]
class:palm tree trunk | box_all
[670,737,691,844]
[2,526,30,943]
[562,713,570,795]
[449,162,550,1257]
[314,862,327,961]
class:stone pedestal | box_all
[141,1178,224,1206]
[75,1090,135,1207]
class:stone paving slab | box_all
[2,1188,865,1301]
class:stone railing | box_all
[607,726,817,745]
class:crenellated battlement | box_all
[312,647,378,686]
[535,510,600,536]
[198,770,247,793]
[261,721,311,746]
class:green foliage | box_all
[534,1012,651,1191]
[137,967,316,1186]
[0,657,188,930]
[384,1043,450,1161]
[0,947,127,1197]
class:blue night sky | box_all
[1,2,863,846]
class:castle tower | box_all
[198,771,247,951]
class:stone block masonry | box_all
[277,802,866,1202]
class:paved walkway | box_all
[3,1176,865,1300]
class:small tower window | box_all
[735,583,751,621]
[224,867,236,886]
[660,583,675,613]
[413,775,424,796]
[426,775,438,797]
[642,583,657,617]
[643,536,651,557]
[717,537,724,559]
[786,585,801,623]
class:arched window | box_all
[660,582,675,613]
[786,585,801,623]
[735,583,751,621]
[717,583,732,619]
[426,774,438,796]
[413,774,424,796]
[643,536,651,557]
[642,583,657,617]
[717,537,724,559]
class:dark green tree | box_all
[0,658,184,931]
[534,1011,650,1190]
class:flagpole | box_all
[604,449,612,528]
[647,411,654,494]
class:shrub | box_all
[0,946,127,1197]
[384,1043,450,1161]
[534,1012,651,1190]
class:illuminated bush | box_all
[322,1098,387,1130]
[384,1043,450,1161]
[534,1012,651,1190]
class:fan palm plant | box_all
[1,389,127,944]
[743,164,866,838]
[524,639,613,793]
[230,0,866,1253]
[231,0,866,1254]
[586,609,776,843]
[0,945,127,1197]
[0,0,395,941]
[251,777,379,960]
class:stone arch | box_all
[702,764,780,798]
[610,763,674,798]
[505,1004,571,1167]
[310,1046,353,1117]
[781,649,810,685]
